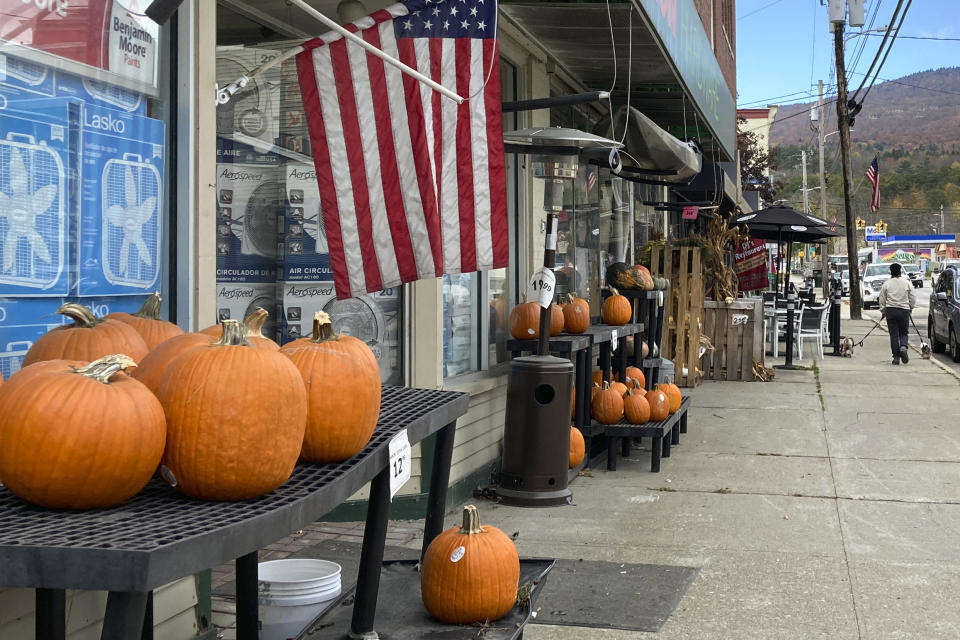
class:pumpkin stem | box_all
[132,292,163,320]
[73,354,138,384]
[243,307,270,338]
[57,303,100,328]
[602,381,611,390]
[309,311,338,343]
[458,504,486,534]
[214,319,250,346]
[607,286,620,296]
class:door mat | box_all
[531,559,699,632]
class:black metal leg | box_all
[651,437,662,472]
[422,421,456,559]
[350,466,392,637]
[141,592,154,640]
[621,437,631,457]
[662,433,671,458]
[616,338,628,383]
[671,420,680,445]
[36,589,65,640]
[680,409,688,434]
[101,592,149,640]
[600,343,611,384]
[576,348,588,428]
[236,551,258,640]
[606,437,617,471]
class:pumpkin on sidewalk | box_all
[157,320,306,501]
[421,505,520,624]
[0,355,166,509]
[569,427,585,468]
[280,311,381,463]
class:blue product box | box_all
[76,103,165,296]
[215,163,281,283]
[281,162,332,281]
[215,281,280,342]
[0,297,67,380]
[54,71,147,115]
[0,53,56,98]
[0,97,78,296]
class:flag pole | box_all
[286,0,464,104]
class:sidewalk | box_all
[214,309,960,638]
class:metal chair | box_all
[796,303,829,360]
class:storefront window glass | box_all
[0,1,173,380]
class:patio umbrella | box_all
[743,224,843,294]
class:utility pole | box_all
[818,80,829,299]
[834,22,862,319]
[941,204,945,234]
[801,151,809,213]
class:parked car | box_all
[841,269,850,296]
[928,266,960,362]
[932,259,960,288]
[902,263,924,288]
[861,263,893,308]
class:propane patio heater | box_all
[497,127,622,507]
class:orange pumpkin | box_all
[590,383,601,401]
[550,303,564,336]
[658,382,683,414]
[591,381,624,424]
[645,388,670,422]
[569,427,585,468]
[610,380,628,397]
[561,294,590,334]
[22,303,149,367]
[601,287,632,325]
[571,388,576,420]
[632,265,655,291]
[0,355,166,509]
[132,332,214,395]
[200,307,279,350]
[157,320,307,500]
[592,369,604,387]
[619,366,646,390]
[280,311,381,462]
[624,389,651,424]
[106,292,184,350]
[509,301,543,339]
[421,505,520,624]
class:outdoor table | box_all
[764,307,790,358]
[600,396,691,473]
[0,386,470,640]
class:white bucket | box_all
[258,559,342,640]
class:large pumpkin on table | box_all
[509,301,542,339]
[106,292,184,350]
[624,388,651,424]
[550,303,564,336]
[132,332,215,395]
[22,303,149,367]
[561,294,590,334]
[645,388,670,422]
[421,505,520,624]
[280,311,381,462]
[569,427,585,468]
[157,320,307,501]
[201,307,279,351]
[0,355,166,509]
[601,288,632,325]
[591,382,624,424]
[658,383,683,414]
[632,265,655,291]
[605,262,643,290]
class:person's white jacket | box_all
[879,276,916,311]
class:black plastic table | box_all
[0,385,469,640]
[595,396,691,472]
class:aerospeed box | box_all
[281,162,332,282]
[279,280,401,385]
[214,281,280,343]
[0,97,78,296]
[75,103,165,296]
[215,163,281,283]
[0,297,67,380]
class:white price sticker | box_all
[388,430,412,500]
[731,314,748,326]
[611,329,618,350]
[527,268,557,309]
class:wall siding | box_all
[446,381,508,486]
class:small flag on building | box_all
[585,165,597,195]
[865,156,880,212]
[296,0,509,299]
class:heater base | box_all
[496,486,573,508]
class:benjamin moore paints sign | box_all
[0,0,159,92]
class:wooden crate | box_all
[650,246,703,388]
[702,300,765,381]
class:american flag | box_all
[585,165,597,195]
[865,156,880,212]
[296,0,508,299]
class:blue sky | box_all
[735,0,960,108]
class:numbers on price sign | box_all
[388,430,411,500]
[527,268,557,308]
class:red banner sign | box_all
[734,238,769,292]
[682,205,698,220]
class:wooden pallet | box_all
[650,246,703,388]
[702,299,765,381]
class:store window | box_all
[214,9,403,385]
[0,0,174,380]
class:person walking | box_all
[879,262,916,365]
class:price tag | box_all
[388,430,412,500]
[527,268,557,308]
[611,328,618,350]
[731,314,748,326]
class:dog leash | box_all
[908,313,933,358]
[855,318,884,347]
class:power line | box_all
[859,33,960,41]
[737,88,822,108]
[850,0,905,99]
[847,70,960,97]
[737,0,789,21]
[858,0,913,103]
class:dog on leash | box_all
[839,336,855,357]
[920,342,932,359]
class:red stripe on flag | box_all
[329,39,383,294]
[483,39,509,268]
[455,37,476,274]
[429,39,444,199]
[396,37,444,276]
[296,43,352,298]
[363,27,418,283]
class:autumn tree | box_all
[737,116,775,204]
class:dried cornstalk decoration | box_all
[699,334,715,355]
[690,216,745,300]
[752,361,775,382]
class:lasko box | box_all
[0,297,67,380]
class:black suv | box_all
[929,266,960,362]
